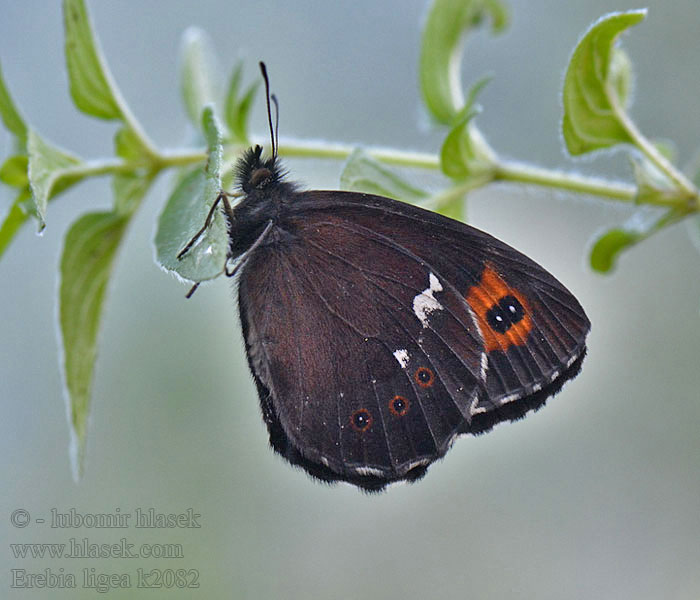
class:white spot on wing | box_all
[413,272,444,328]
[501,392,520,404]
[567,353,579,367]
[354,466,385,477]
[480,352,488,381]
[405,458,431,471]
[393,349,409,368]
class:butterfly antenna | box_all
[271,94,280,159]
[259,61,276,159]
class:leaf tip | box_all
[589,228,639,273]
[68,424,86,482]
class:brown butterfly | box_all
[180,63,590,491]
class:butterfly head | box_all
[235,144,282,194]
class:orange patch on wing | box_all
[465,265,533,352]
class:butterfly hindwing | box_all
[238,217,485,489]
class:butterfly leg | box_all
[176,190,240,260]
[176,193,224,260]
[178,191,240,299]
[224,219,274,278]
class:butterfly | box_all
[179,63,590,492]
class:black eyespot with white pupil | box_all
[390,395,410,417]
[350,408,372,432]
[414,367,434,388]
[486,295,525,333]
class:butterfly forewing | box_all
[292,191,589,413]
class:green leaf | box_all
[155,168,227,282]
[589,227,640,273]
[0,60,28,144]
[224,61,260,144]
[440,111,496,179]
[340,148,429,203]
[63,0,123,120]
[201,105,224,169]
[0,155,29,188]
[562,10,647,156]
[201,104,223,207]
[482,0,509,30]
[589,205,679,273]
[156,109,226,282]
[114,126,149,161]
[59,210,129,479]
[180,27,221,131]
[609,47,632,108]
[433,185,468,222]
[27,130,83,229]
[631,156,677,206]
[112,172,153,216]
[420,0,508,124]
[0,189,31,260]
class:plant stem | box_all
[276,139,439,169]
[615,102,697,197]
[494,160,636,202]
[59,138,698,211]
[277,139,652,204]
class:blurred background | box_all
[1,1,699,598]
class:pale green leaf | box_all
[562,10,647,155]
[225,62,243,113]
[27,130,83,229]
[0,154,29,188]
[441,114,496,179]
[0,189,31,260]
[156,109,225,283]
[420,0,508,124]
[59,211,129,478]
[112,172,153,216]
[201,104,224,175]
[155,168,227,282]
[589,228,640,273]
[589,206,677,273]
[438,196,466,222]
[180,27,221,130]
[631,156,677,206]
[224,61,260,144]
[340,148,429,203]
[63,0,123,120]
[433,184,468,222]
[114,126,149,161]
[482,0,509,31]
[650,140,676,164]
[0,60,28,144]
[609,47,632,109]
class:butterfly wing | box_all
[238,191,589,490]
